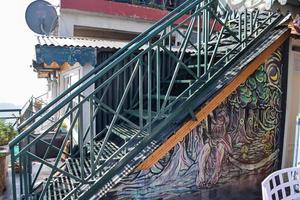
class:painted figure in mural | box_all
[293,15,300,33]
[196,108,232,187]
[107,50,284,200]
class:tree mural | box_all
[106,48,285,200]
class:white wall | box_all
[81,65,95,143]
[47,78,58,103]
[56,64,95,144]
[282,38,300,168]
[58,9,155,37]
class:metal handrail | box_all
[16,0,197,132]
[9,0,285,199]
[12,0,200,148]
[13,0,205,159]
[0,109,21,127]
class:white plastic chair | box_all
[262,167,300,200]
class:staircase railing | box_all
[9,0,284,199]
[0,109,21,128]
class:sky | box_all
[0,0,58,107]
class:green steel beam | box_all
[9,0,285,198]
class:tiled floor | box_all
[1,163,263,200]
[1,167,16,200]
[170,173,264,200]
[0,160,53,200]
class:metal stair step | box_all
[108,124,147,141]
[96,140,160,199]
[162,79,195,84]
[145,94,187,100]
[162,79,208,87]
[45,176,75,200]
[93,141,120,158]
[187,64,206,68]
[66,140,123,178]
[124,109,157,120]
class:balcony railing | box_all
[111,0,186,10]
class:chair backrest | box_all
[262,167,300,200]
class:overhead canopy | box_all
[33,35,196,78]
[34,35,134,67]
[33,36,135,78]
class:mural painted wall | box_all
[105,48,286,200]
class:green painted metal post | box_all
[156,46,161,112]
[204,0,208,73]
[239,13,242,41]
[244,10,248,48]
[23,154,29,200]
[148,42,152,133]
[250,11,253,35]
[79,100,85,180]
[10,147,17,200]
[168,26,172,75]
[70,101,74,149]
[139,53,144,129]
[19,149,23,195]
[90,99,95,176]
[197,5,202,77]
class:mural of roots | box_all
[107,48,284,200]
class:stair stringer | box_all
[138,27,291,170]
[85,27,290,200]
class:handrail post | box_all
[90,98,95,176]
[197,1,202,77]
[79,97,85,180]
[139,59,144,128]
[23,154,29,200]
[10,146,17,200]
[244,9,248,48]
[156,46,161,112]
[147,42,152,134]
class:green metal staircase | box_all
[10,0,286,199]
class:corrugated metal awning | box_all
[36,35,132,50]
[34,35,195,65]
[33,35,196,79]
[34,36,135,68]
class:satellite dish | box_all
[25,0,58,35]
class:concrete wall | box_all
[282,38,300,168]
[58,9,155,37]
